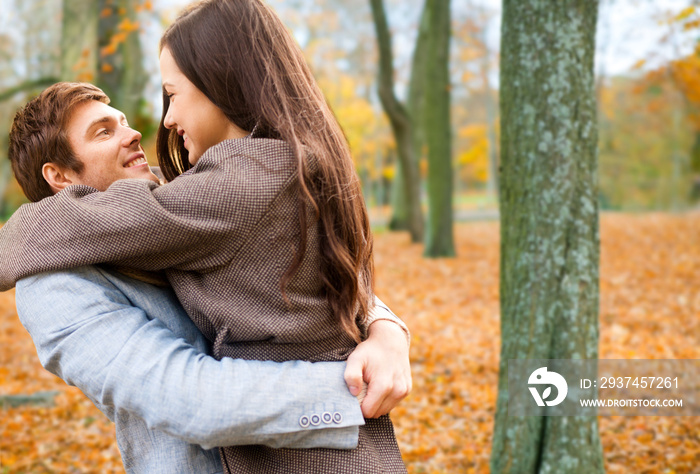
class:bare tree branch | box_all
[0,77,59,103]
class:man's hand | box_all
[345,320,411,418]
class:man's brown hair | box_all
[8,82,109,202]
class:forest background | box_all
[1,0,700,215]
[0,0,699,472]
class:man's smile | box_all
[124,153,148,168]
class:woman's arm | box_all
[370,295,410,343]
[0,145,294,290]
[346,318,412,418]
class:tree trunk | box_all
[0,147,11,217]
[423,0,454,257]
[388,160,410,230]
[61,0,147,126]
[401,1,431,229]
[61,0,99,82]
[97,0,148,125]
[389,2,429,234]
[491,1,603,473]
[369,0,424,242]
[689,131,700,202]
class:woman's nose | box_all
[163,105,175,129]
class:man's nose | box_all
[122,127,142,147]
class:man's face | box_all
[63,100,160,190]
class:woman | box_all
[155,1,406,470]
[1,0,406,472]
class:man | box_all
[4,82,411,473]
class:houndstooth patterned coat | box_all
[0,135,406,473]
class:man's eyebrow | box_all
[84,116,112,137]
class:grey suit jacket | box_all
[15,266,366,473]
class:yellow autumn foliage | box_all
[457,124,489,183]
[317,74,392,181]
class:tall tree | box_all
[423,0,454,257]
[369,0,425,242]
[98,0,148,124]
[407,4,430,200]
[389,3,430,239]
[61,0,99,82]
[491,1,603,473]
[61,0,148,123]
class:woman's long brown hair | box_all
[156,0,373,341]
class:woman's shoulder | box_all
[181,137,298,199]
[201,136,294,166]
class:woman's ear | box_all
[42,162,76,194]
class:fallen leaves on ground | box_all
[0,291,122,472]
[1,213,699,473]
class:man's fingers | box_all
[344,354,366,397]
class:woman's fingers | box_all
[345,320,412,418]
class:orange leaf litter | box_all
[1,213,698,473]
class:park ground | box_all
[0,212,699,473]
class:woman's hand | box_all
[344,320,412,418]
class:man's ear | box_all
[42,162,76,194]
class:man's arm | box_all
[15,266,364,450]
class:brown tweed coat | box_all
[0,135,406,473]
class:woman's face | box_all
[159,47,248,165]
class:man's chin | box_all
[123,168,161,185]
[144,172,161,185]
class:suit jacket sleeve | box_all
[14,267,364,450]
